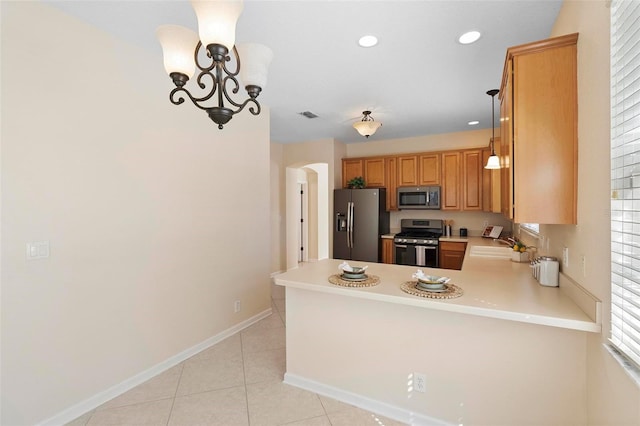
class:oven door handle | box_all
[395,244,408,248]
[424,246,437,250]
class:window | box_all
[610,0,640,369]
[520,223,540,234]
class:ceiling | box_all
[48,0,562,144]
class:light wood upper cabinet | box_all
[441,152,460,210]
[342,159,363,188]
[462,150,482,211]
[397,156,419,186]
[364,158,385,188]
[385,157,398,211]
[500,33,578,224]
[418,154,440,185]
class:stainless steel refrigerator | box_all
[333,188,390,262]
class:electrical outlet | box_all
[234,300,241,313]
[483,220,489,228]
[582,256,586,277]
[414,373,426,393]
[562,247,569,268]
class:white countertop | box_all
[274,237,600,333]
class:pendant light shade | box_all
[190,0,243,50]
[485,89,501,169]
[353,111,382,138]
[156,25,199,78]
[485,154,501,169]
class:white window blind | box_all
[611,0,640,369]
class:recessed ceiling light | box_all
[358,35,378,48]
[468,120,480,126]
[458,31,481,45]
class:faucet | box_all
[495,237,517,246]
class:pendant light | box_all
[485,89,501,169]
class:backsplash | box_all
[390,210,513,237]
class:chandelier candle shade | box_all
[156,0,273,129]
[485,89,501,169]
[353,111,382,138]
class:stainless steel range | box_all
[394,219,444,267]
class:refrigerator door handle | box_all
[345,202,351,248]
[348,201,354,248]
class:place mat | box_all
[400,281,463,299]
[328,274,380,288]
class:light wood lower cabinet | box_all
[381,238,394,264]
[439,241,467,270]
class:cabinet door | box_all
[441,152,460,210]
[462,150,482,211]
[500,62,514,219]
[439,241,467,270]
[512,40,577,224]
[342,159,364,188]
[397,156,418,186]
[381,238,394,264]
[385,157,398,211]
[364,158,385,188]
[418,154,440,185]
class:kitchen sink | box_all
[469,246,513,259]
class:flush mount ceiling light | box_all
[358,35,378,48]
[485,89,501,169]
[353,111,382,138]
[156,0,273,129]
[468,120,479,126]
[458,30,481,45]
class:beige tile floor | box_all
[66,283,408,426]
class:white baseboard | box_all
[38,308,273,426]
[283,373,452,426]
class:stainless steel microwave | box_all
[397,186,441,210]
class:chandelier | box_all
[156,0,273,129]
[353,111,382,138]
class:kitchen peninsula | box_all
[274,238,600,425]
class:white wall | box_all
[534,1,640,424]
[1,2,271,424]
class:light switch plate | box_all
[26,241,49,260]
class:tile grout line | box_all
[165,362,186,426]
[240,310,252,426]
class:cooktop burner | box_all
[394,219,444,245]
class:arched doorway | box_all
[285,163,329,270]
